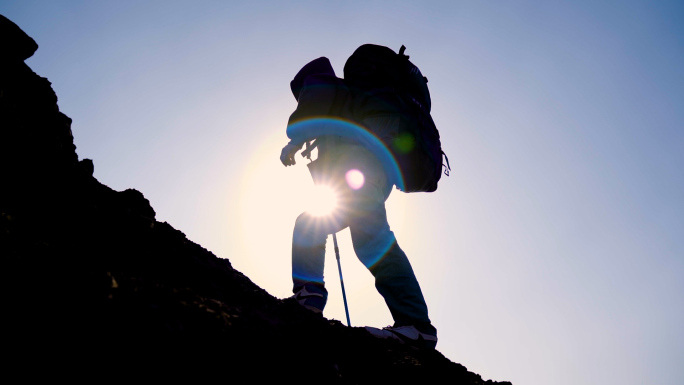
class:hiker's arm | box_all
[280,141,303,166]
[283,75,338,167]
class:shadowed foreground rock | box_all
[0,15,511,384]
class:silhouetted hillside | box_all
[0,15,511,384]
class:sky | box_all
[2,1,683,384]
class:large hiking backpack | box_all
[344,44,449,193]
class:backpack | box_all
[344,44,449,193]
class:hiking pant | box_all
[291,144,434,333]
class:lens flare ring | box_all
[286,117,405,191]
[289,117,402,270]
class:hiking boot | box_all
[292,286,325,314]
[365,325,438,349]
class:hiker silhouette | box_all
[281,52,437,349]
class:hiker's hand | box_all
[280,142,300,166]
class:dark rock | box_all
[78,158,94,177]
[118,188,156,219]
[0,14,38,62]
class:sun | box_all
[307,185,338,217]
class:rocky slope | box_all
[0,15,511,384]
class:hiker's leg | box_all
[349,202,434,334]
[292,211,347,308]
[343,148,435,334]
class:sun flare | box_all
[306,185,338,217]
[345,169,365,190]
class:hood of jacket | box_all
[290,57,336,101]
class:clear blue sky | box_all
[3,1,682,384]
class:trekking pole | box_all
[332,232,351,327]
